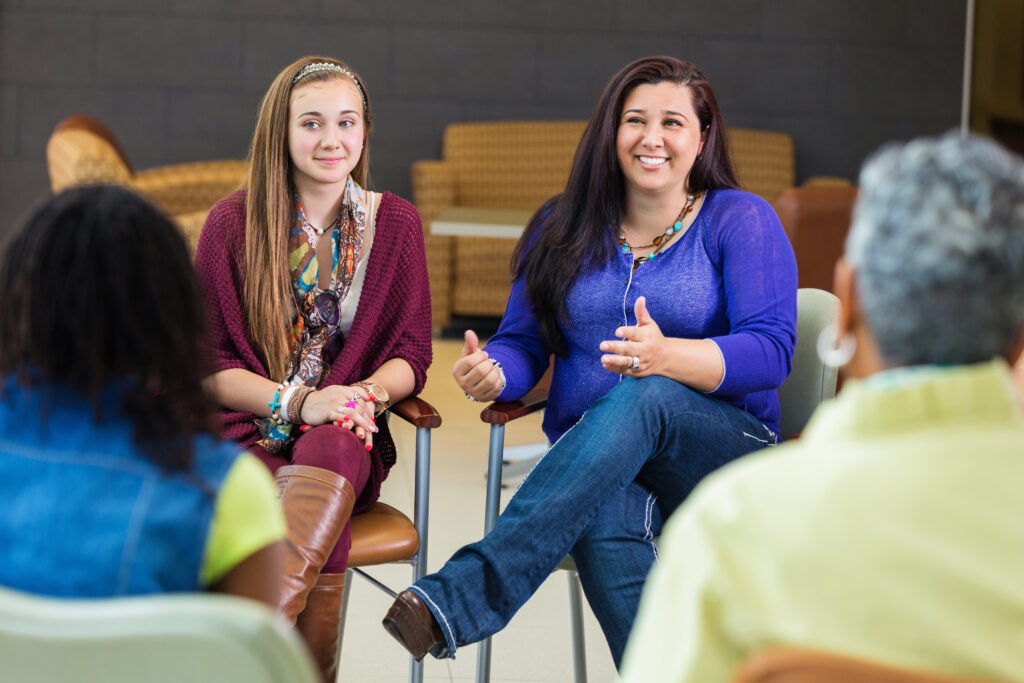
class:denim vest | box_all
[0,378,240,597]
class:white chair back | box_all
[0,586,318,683]
[778,288,841,439]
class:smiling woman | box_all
[616,82,706,201]
[288,78,366,196]
[383,56,797,670]
[193,56,432,683]
[615,81,708,267]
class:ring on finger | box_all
[631,355,640,371]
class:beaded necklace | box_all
[618,191,702,268]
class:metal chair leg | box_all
[474,423,506,683]
[567,570,588,683]
[336,417,433,683]
[408,424,431,683]
[409,651,424,683]
[335,568,354,676]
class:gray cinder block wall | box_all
[0,0,966,236]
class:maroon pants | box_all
[252,424,371,574]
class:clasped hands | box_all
[297,385,379,450]
[452,296,667,402]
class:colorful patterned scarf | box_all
[255,177,367,454]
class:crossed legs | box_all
[386,376,774,662]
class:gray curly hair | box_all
[846,132,1024,367]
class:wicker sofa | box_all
[46,115,248,254]
[412,120,796,330]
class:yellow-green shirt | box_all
[621,360,1024,682]
[199,452,286,586]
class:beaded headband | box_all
[292,62,367,109]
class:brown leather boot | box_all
[295,572,346,683]
[275,465,356,624]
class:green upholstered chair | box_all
[0,586,318,683]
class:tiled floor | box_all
[338,339,620,682]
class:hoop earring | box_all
[816,322,856,368]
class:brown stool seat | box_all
[349,502,418,568]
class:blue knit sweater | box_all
[486,189,798,441]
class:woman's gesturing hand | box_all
[600,297,667,377]
[452,330,503,402]
[299,385,378,450]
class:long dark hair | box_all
[0,185,218,470]
[512,56,739,356]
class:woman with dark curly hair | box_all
[0,184,285,605]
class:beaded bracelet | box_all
[279,385,298,419]
[493,359,507,395]
[268,383,286,424]
[280,385,295,423]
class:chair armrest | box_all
[46,129,132,192]
[389,396,442,429]
[734,646,984,683]
[480,389,548,425]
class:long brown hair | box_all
[244,55,374,379]
[512,56,738,356]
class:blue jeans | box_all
[410,376,776,665]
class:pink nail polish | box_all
[299,424,311,432]
[365,444,372,451]
[333,421,342,427]
[343,416,350,422]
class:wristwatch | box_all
[354,381,390,416]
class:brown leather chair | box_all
[772,184,859,293]
[339,397,440,683]
[734,647,1007,683]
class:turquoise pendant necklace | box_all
[617,191,701,267]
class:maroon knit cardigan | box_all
[195,189,432,512]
